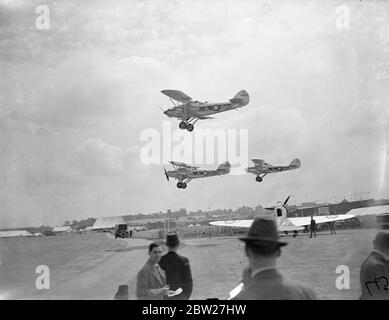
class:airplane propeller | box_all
[283,195,291,206]
[164,167,170,181]
[264,195,291,211]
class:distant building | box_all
[52,226,73,233]
[0,230,33,238]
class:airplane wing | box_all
[288,214,356,227]
[169,161,188,168]
[209,220,254,228]
[210,219,303,232]
[169,161,199,169]
[161,90,192,103]
[251,159,265,166]
[209,214,356,232]
[197,116,214,120]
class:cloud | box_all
[73,138,139,176]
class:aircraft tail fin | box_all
[217,161,231,174]
[289,158,301,169]
[229,90,249,106]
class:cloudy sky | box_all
[1,0,389,228]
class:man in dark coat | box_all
[329,221,336,235]
[159,232,193,300]
[360,230,389,300]
[309,216,316,238]
[233,217,316,300]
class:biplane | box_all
[161,89,249,131]
[246,158,301,182]
[164,161,231,189]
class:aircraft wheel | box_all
[177,182,183,188]
[179,121,187,129]
[256,176,263,182]
[186,124,194,132]
[182,183,187,189]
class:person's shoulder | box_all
[296,283,317,299]
[362,252,386,269]
[291,283,316,299]
[159,254,170,266]
[160,252,169,260]
[231,290,248,301]
[137,263,149,277]
[282,276,316,299]
[178,254,191,264]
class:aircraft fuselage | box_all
[164,101,240,119]
[167,169,223,180]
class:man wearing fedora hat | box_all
[360,230,389,300]
[233,217,316,300]
[159,232,193,300]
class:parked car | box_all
[114,224,129,239]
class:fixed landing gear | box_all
[178,118,197,132]
[177,182,187,189]
[293,231,298,238]
[256,176,263,182]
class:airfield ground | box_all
[0,228,377,300]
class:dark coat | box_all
[136,261,167,300]
[159,251,193,300]
[233,269,316,300]
[360,251,389,300]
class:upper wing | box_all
[209,220,253,228]
[170,161,189,168]
[170,161,200,170]
[251,159,265,166]
[288,214,356,227]
[161,90,192,103]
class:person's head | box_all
[239,217,287,266]
[372,230,389,256]
[148,242,162,264]
[165,232,180,250]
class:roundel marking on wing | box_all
[213,105,220,111]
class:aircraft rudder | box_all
[230,90,249,106]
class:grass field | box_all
[0,228,377,299]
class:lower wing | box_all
[209,220,253,228]
[197,116,214,120]
[210,219,304,232]
[288,214,356,227]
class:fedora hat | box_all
[239,217,287,247]
[166,232,180,247]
